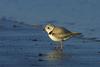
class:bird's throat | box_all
[48,31,52,35]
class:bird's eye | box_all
[47,27,50,29]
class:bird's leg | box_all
[60,41,63,50]
[54,41,63,50]
[54,42,60,49]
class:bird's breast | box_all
[48,34,61,42]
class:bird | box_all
[44,23,81,49]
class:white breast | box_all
[48,34,61,42]
[48,34,72,42]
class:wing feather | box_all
[52,27,72,39]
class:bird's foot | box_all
[54,46,63,51]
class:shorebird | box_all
[44,23,81,49]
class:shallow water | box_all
[0,25,100,67]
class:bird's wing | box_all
[52,27,72,39]
[53,32,72,39]
[53,27,71,34]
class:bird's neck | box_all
[48,28,55,35]
[49,31,52,34]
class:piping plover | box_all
[44,23,81,49]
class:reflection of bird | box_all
[38,48,71,60]
[44,23,81,49]
[47,48,64,60]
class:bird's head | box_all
[44,24,55,34]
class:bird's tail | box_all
[71,32,81,36]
